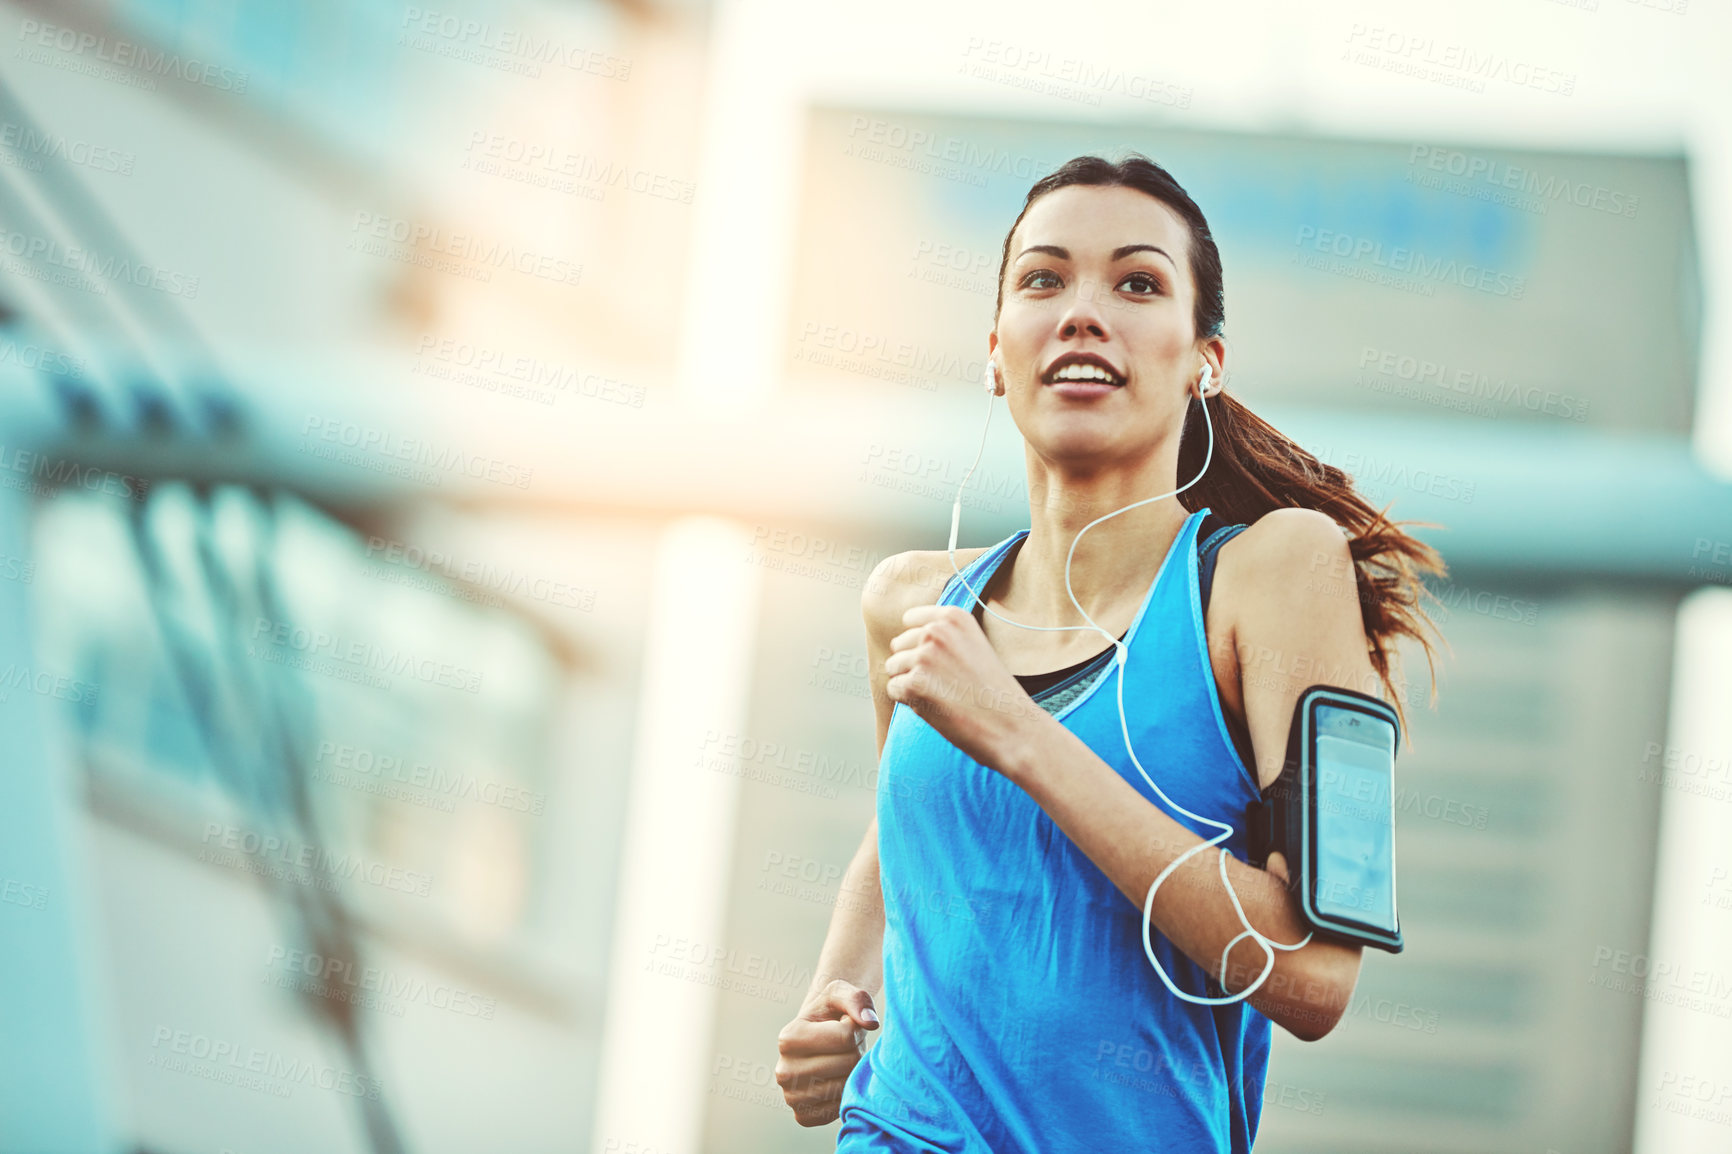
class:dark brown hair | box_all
[994,153,1448,733]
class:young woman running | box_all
[776,154,1446,1153]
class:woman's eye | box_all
[1021,269,1061,290]
[1119,272,1161,294]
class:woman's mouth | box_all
[1041,353,1126,397]
[1047,380,1122,399]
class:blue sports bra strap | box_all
[1197,516,1259,779]
[1199,521,1249,619]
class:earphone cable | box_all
[942,365,1311,1006]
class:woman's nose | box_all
[1054,275,1117,337]
[1057,289,1109,338]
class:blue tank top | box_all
[837,507,1270,1154]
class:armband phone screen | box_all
[1312,703,1398,934]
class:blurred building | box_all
[0,2,1728,1154]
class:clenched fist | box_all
[775,979,880,1126]
[885,603,1049,774]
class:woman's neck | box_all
[1007,498,1190,628]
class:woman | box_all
[775,154,1447,1152]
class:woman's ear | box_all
[986,332,1004,396]
[1191,338,1227,400]
[1202,335,1229,391]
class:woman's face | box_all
[991,184,1216,467]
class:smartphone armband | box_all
[1245,684,1405,953]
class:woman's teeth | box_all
[1052,365,1121,384]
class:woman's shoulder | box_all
[861,545,995,640]
[1234,506,1348,546]
[1214,507,1352,589]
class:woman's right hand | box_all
[775,979,881,1127]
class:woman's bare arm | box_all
[802,816,885,1007]
[779,552,988,1125]
[802,550,989,1006]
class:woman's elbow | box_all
[1280,1005,1342,1043]
[1273,947,1361,1042]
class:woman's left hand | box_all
[884,605,1050,774]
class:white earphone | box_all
[948,357,1310,1006]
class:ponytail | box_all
[1175,390,1449,738]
